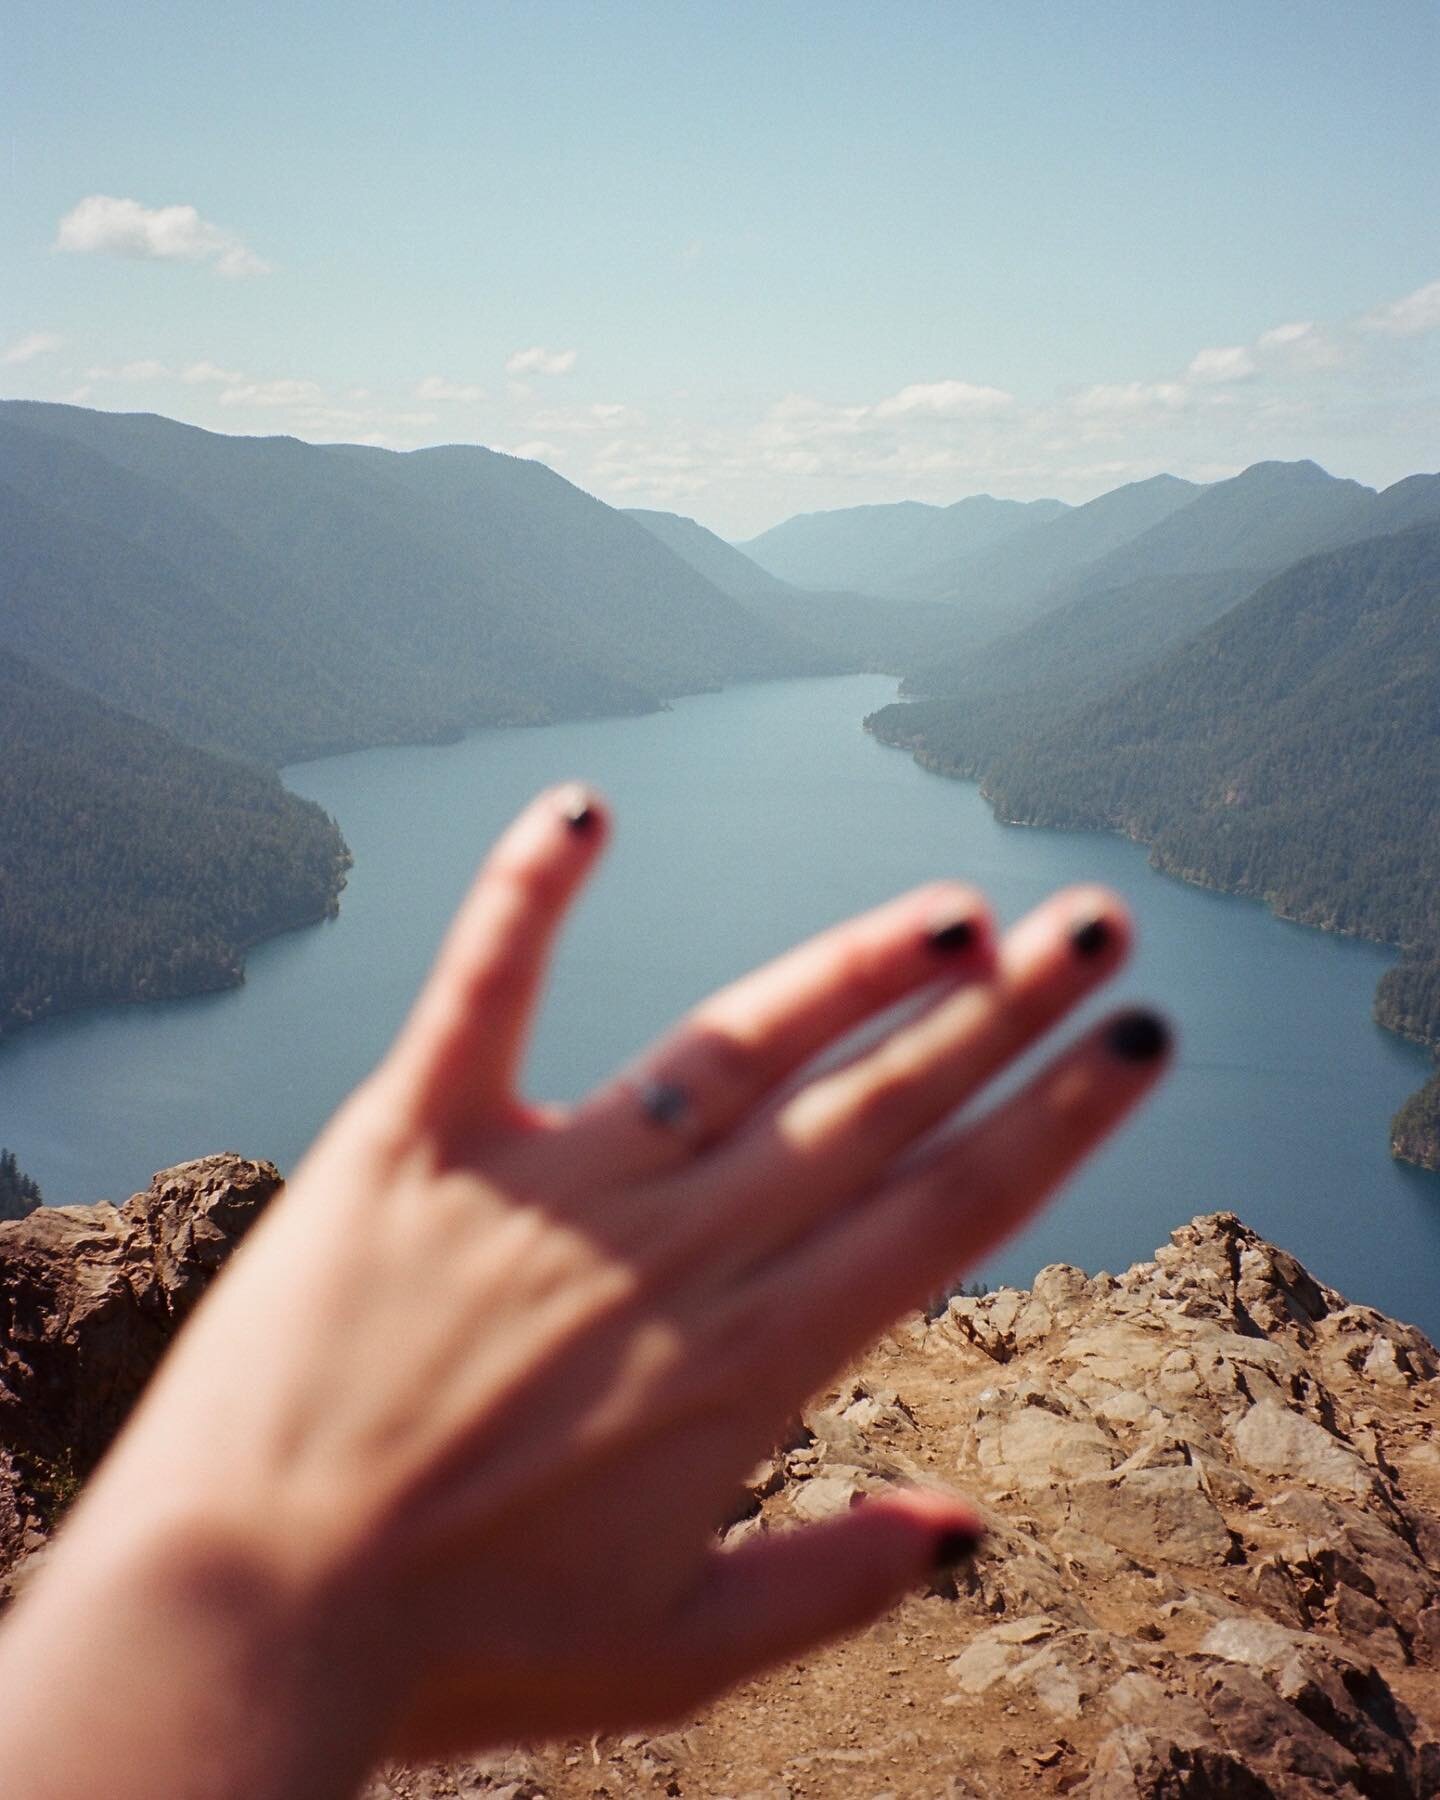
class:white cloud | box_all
[1070,380,1189,417]
[1359,278,1440,338]
[1256,320,1342,370]
[84,358,171,381]
[872,379,1015,418]
[55,195,270,278]
[415,375,486,403]
[182,360,246,385]
[1186,345,1257,383]
[218,378,324,407]
[2,330,63,365]
[504,345,577,377]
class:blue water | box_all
[4,675,1437,1332]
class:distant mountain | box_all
[623,508,798,600]
[1060,459,1379,602]
[0,402,836,766]
[624,507,970,673]
[892,472,1201,606]
[735,494,1068,596]
[0,647,349,1036]
[976,524,1440,1165]
[900,462,1440,706]
[870,567,1261,775]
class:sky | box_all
[4,0,1439,538]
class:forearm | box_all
[0,1497,391,1800]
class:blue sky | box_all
[5,0,1438,534]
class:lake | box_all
[5,674,1438,1333]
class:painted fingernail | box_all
[1071,914,1113,959]
[560,787,597,833]
[932,1526,983,1569]
[928,917,977,954]
[1106,1009,1172,1063]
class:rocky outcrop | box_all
[0,1175,1435,1794]
[381,1213,1440,1799]
[0,1154,279,1580]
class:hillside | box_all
[625,507,970,671]
[6,1164,1438,1798]
[736,493,1068,596]
[0,648,350,1035]
[869,567,1260,775]
[0,403,836,767]
[976,525,1440,1166]
[893,471,1201,608]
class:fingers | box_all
[562,882,995,1179]
[659,1490,983,1706]
[391,784,608,1128]
[753,1006,1173,1392]
[678,886,1130,1262]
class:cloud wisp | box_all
[1360,279,1440,339]
[2,331,64,365]
[55,196,270,278]
[504,345,578,377]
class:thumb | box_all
[661,1489,984,1705]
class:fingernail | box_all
[1071,914,1113,959]
[560,787,597,834]
[927,917,977,955]
[932,1526,983,1569]
[1106,1009,1172,1063]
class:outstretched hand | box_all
[0,785,1170,1798]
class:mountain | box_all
[892,472,1202,607]
[1057,459,1380,603]
[623,507,798,600]
[0,402,836,766]
[0,647,349,1036]
[977,524,1440,1163]
[878,463,1440,771]
[869,567,1261,776]
[624,507,972,672]
[735,493,1069,595]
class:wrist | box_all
[0,1483,405,1800]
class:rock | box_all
[1229,1399,1379,1500]
[4,1190,1440,1797]
[0,1154,279,1580]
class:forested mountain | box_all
[972,525,1440,1165]
[735,493,1068,595]
[0,648,349,1035]
[624,507,970,672]
[892,472,1201,606]
[884,463,1440,737]
[869,567,1261,775]
[624,508,799,600]
[0,402,836,766]
[1056,460,1380,604]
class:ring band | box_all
[636,1078,694,1131]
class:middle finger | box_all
[668,885,1130,1265]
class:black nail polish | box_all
[928,917,977,954]
[932,1527,983,1570]
[1071,915,1113,959]
[562,794,596,833]
[1106,1009,1172,1063]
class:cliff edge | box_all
[1,1164,1437,1796]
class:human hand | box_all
[5,784,1170,1788]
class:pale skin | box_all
[0,785,1171,1799]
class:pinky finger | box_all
[756,1007,1174,1383]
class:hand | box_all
[0,785,1170,1794]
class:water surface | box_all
[4,676,1437,1332]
